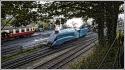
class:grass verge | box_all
[70,42,123,69]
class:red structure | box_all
[1,26,36,41]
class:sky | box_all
[37,1,53,4]
[119,13,124,20]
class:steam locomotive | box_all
[47,25,90,48]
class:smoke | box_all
[65,18,84,28]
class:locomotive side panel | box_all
[52,32,77,47]
[79,28,89,37]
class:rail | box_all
[2,38,48,57]
[2,33,96,69]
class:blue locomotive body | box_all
[47,27,89,48]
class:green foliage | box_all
[1,1,37,27]
[38,24,43,28]
[37,20,50,29]
[1,1,36,18]
[42,22,49,30]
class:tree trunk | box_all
[95,3,105,47]
[105,2,120,46]
[96,15,105,47]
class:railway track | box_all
[2,32,97,69]
[19,33,97,69]
[34,38,97,69]
[2,34,41,46]
[1,45,21,56]
[1,32,93,57]
[19,37,97,69]
[2,46,50,68]
[50,40,98,69]
[1,36,48,56]
[1,38,48,57]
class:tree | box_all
[86,1,123,46]
[1,1,37,28]
[105,2,123,45]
